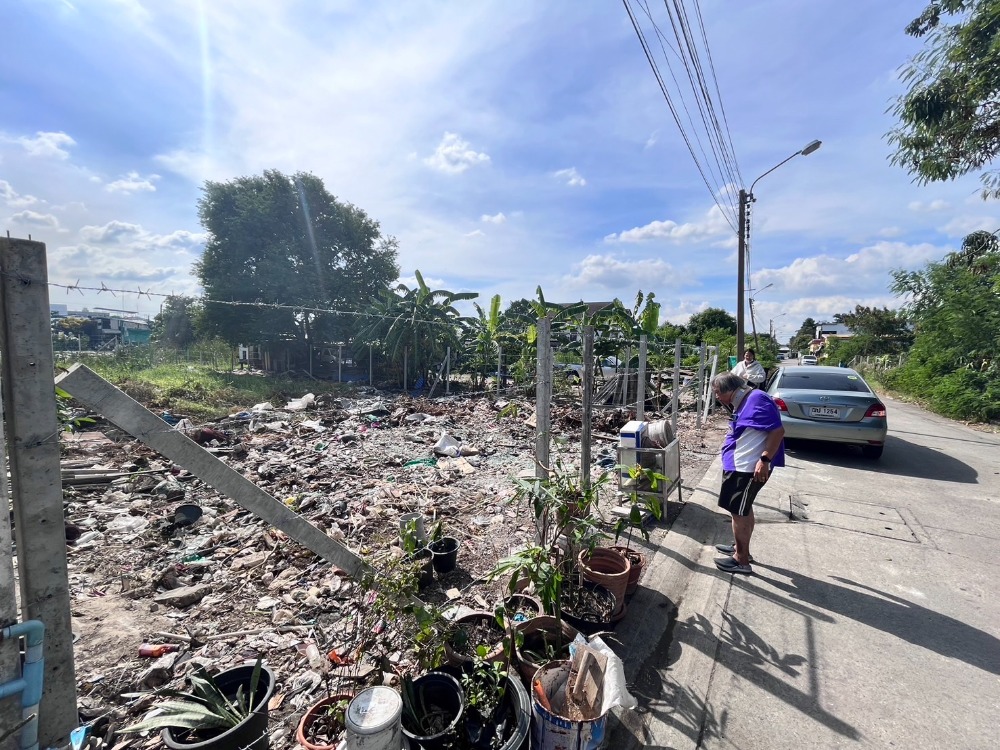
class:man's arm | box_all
[753,426,785,482]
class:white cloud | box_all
[644,131,659,150]
[8,210,60,229]
[553,167,586,187]
[464,229,485,238]
[0,179,41,209]
[604,204,730,243]
[423,132,490,174]
[106,171,160,194]
[908,199,950,212]
[878,226,902,237]
[0,180,14,201]
[481,212,507,224]
[12,131,76,159]
[756,240,944,295]
[939,215,998,237]
[79,220,144,243]
[565,254,676,289]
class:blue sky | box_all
[1,0,996,344]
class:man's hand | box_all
[753,459,771,483]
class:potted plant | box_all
[428,521,460,574]
[486,462,608,681]
[121,659,273,750]
[444,610,506,667]
[401,517,434,588]
[401,671,466,749]
[295,693,352,750]
[613,462,667,595]
[459,644,531,750]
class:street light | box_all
[737,139,821,356]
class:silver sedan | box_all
[765,366,888,459]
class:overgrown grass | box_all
[60,352,353,420]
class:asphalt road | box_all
[612,392,1000,749]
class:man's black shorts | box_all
[718,470,765,516]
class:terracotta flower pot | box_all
[444,611,505,666]
[612,546,647,595]
[295,693,354,750]
[513,615,579,685]
[577,547,630,617]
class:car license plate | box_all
[809,406,839,418]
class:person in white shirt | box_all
[731,348,766,388]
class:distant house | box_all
[50,306,151,349]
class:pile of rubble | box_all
[59,387,725,748]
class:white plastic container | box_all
[345,686,403,750]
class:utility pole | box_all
[737,188,747,358]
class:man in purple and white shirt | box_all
[710,372,785,574]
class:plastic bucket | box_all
[345,686,402,750]
[398,512,426,545]
[530,661,607,750]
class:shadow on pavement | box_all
[608,586,724,748]
[785,433,977,483]
[752,563,1000,677]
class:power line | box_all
[624,0,738,231]
[624,0,743,229]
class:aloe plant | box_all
[121,659,264,733]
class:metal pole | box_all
[497,347,502,394]
[445,346,451,395]
[403,347,408,390]
[696,342,706,430]
[338,344,343,383]
[737,188,747,359]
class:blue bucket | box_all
[530,660,607,750]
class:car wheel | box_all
[861,445,883,460]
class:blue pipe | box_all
[0,619,45,750]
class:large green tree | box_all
[151,295,199,349]
[195,170,399,359]
[789,317,818,355]
[685,307,736,341]
[887,230,1000,419]
[888,0,1000,196]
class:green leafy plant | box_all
[486,461,609,628]
[461,645,508,724]
[613,462,667,550]
[121,658,264,734]
[55,386,95,433]
[400,518,423,556]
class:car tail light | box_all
[773,397,788,412]
[865,403,886,418]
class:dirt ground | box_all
[55,384,729,748]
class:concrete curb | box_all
[608,457,736,749]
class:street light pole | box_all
[736,139,821,357]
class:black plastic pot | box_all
[162,663,275,750]
[401,672,465,749]
[559,581,616,636]
[463,672,531,750]
[409,547,434,588]
[429,536,460,574]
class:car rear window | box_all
[778,372,872,392]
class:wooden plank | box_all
[55,364,368,579]
[0,237,78,746]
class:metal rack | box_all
[614,438,683,520]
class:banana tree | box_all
[357,270,477,386]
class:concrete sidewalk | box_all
[608,449,1000,749]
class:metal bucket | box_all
[346,686,403,750]
[530,661,607,750]
[645,419,674,448]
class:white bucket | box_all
[345,686,403,750]
[530,661,608,750]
